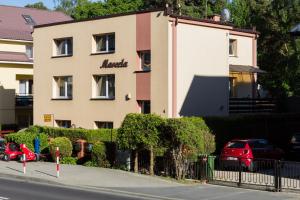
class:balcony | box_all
[229,98,277,114]
[16,94,33,107]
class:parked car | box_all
[289,133,300,160]
[220,139,284,171]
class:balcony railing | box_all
[16,94,33,107]
[229,98,277,114]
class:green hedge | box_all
[5,132,49,152]
[26,126,117,143]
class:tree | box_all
[54,0,78,16]
[25,2,49,10]
[117,113,163,175]
[227,0,250,27]
[161,118,204,180]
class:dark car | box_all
[289,133,300,160]
[221,139,284,171]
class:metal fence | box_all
[210,157,300,192]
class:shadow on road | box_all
[35,170,57,178]
[6,166,23,174]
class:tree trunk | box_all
[149,146,154,176]
[134,150,139,173]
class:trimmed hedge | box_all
[49,137,73,160]
[26,126,117,143]
[5,132,49,152]
[91,142,109,167]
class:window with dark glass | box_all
[94,33,115,53]
[93,75,115,99]
[229,39,237,56]
[26,45,33,59]
[95,121,113,129]
[139,51,151,71]
[139,101,151,114]
[56,120,71,128]
[22,15,35,25]
[54,38,73,56]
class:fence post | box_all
[23,153,26,174]
[274,160,279,192]
[278,160,282,192]
[238,158,242,187]
[56,147,60,178]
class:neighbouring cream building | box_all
[0,5,72,128]
[33,9,263,129]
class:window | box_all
[229,77,236,98]
[53,76,73,99]
[95,121,113,129]
[139,51,151,71]
[93,75,115,99]
[56,120,71,128]
[22,15,35,25]
[26,45,33,59]
[19,80,33,96]
[229,39,237,56]
[94,33,115,53]
[54,38,73,56]
[226,141,246,149]
[138,101,150,114]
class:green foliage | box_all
[5,132,49,152]
[117,113,163,151]
[91,142,108,167]
[25,2,49,10]
[26,126,117,143]
[61,156,78,165]
[83,160,98,167]
[49,137,73,160]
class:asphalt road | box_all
[0,177,299,200]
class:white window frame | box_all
[26,45,33,59]
[19,80,32,96]
[53,76,72,99]
[229,39,237,57]
[94,33,115,53]
[93,75,115,99]
[54,38,73,56]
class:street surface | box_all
[0,177,299,200]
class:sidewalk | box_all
[0,161,299,200]
[0,161,181,188]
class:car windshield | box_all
[248,140,269,149]
[226,141,246,148]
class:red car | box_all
[220,139,284,171]
[2,143,38,161]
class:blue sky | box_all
[0,0,56,9]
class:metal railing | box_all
[15,94,33,107]
[229,98,276,114]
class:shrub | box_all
[26,126,117,143]
[49,137,72,160]
[61,157,77,165]
[83,160,98,167]
[91,142,108,167]
[5,132,49,152]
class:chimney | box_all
[208,14,221,22]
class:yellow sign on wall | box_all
[44,114,52,122]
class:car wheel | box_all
[3,154,10,161]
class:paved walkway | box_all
[0,161,299,200]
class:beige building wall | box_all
[0,40,30,53]
[150,12,170,118]
[228,35,253,66]
[0,64,33,124]
[34,14,156,128]
[176,23,229,116]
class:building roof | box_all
[230,65,266,73]
[0,51,32,63]
[0,5,72,41]
[34,9,257,35]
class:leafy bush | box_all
[91,142,107,167]
[5,132,49,152]
[49,137,72,160]
[26,126,117,143]
[83,160,98,167]
[61,157,77,165]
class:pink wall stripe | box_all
[136,13,151,51]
